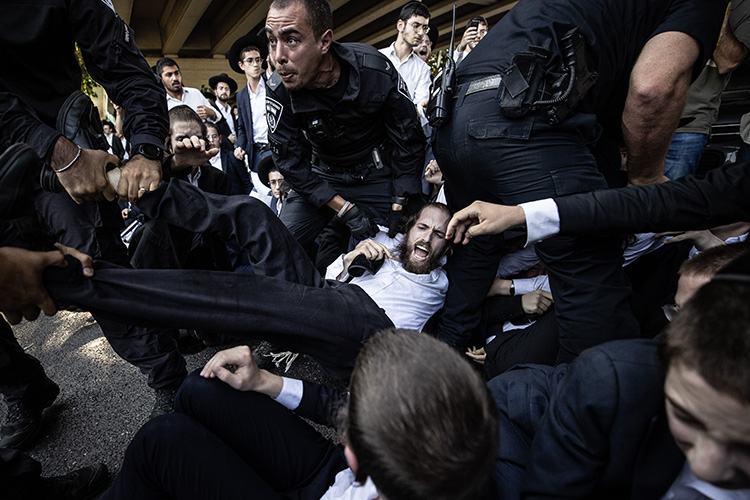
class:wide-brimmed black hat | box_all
[427,23,439,48]
[208,73,238,93]
[227,33,269,74]
[257,153,277,188]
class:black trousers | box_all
[434,84,639,362]
[280,163,393,256]
[0,318,48,406]
[2,446,44,500]
[44,180,394,379]
[101,371,347,500]
[33,191,186,389]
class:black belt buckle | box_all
[254,143,270,153]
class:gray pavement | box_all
[4,310,343,481]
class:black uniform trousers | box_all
[434,86,639,362]
[43,180,394,379]
[280,162,393,257]
[101,372,347,499]
[33,191,186,389]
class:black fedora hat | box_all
[257,153,277,188]
[227,33,269,74]
[427,23,439,48]
[208,73,238,94]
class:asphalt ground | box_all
[4,310,344,482]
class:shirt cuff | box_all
[273,377,303,410]
[520,198,561,246]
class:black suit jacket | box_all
[489,339,684,500]
[218,147,253,195]
[556,161,750,237]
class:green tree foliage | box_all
[75,43,98,98]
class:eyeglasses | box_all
[269,179,283,186]
[409,22,430,34]
[242,57,263,65]
[662,304,679,322]
[206,134,220,141]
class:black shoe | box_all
[36,463,110,500]
[176,329,207,355]
[40,90,109,194]
[0,378,60,449]
[149,385,179,419]
[0,143,42,220]
[0,143,56,250]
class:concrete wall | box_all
[145,56,241,92]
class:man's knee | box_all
[174,370,216,415]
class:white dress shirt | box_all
[166,86,215,122]
[273,379,380,500]
[379,43,431,126]
[214,100,236,135]
[661,462,750,500]
[326,231,448,332]
[209,153,223,172]
[248,79,269,145]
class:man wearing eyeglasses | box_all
[227,33,276,207]
[379,2,433,127]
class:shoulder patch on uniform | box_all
[362,53,391,73]
[397,74,411,100]
[266,97,283,134]
[267,71,282,91]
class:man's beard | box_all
[397,238,440,274]
[217,94,228,103]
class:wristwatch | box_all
[509,280,516,296]
[131,143,165,162]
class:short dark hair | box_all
[341,329,498,500]
[399,1,431,22]
[661,278,750,404]
[101,120,116,132]
[401,201,452,234]
[239,45,262,63]
[465,16,487,28]
[156,57,179,76]
[678,241,750,279]
[205,122,220,135]
[269,0,332,38]
[168,105,207,140]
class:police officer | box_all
[0,0,186,445]
[264,0,425,257]
[432,0,726,360]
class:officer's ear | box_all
[397,19,405,33]
[319,28,334,55]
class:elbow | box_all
[628,80,674,110]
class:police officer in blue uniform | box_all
[264,0,425,257]
[433,0,726,361]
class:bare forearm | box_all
[623,32,698,185]
[622,84,688,184]
[713,26,749,74]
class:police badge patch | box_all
[397,75,411,100]
[266,97,283,134]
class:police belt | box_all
[311,146,388,175]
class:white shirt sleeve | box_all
[273,377,303,410]
[513,275,551,295]
[520,198,561,246]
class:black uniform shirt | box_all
[457,0,726,135]
[0,0,168,161]
[266,42,425,209]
